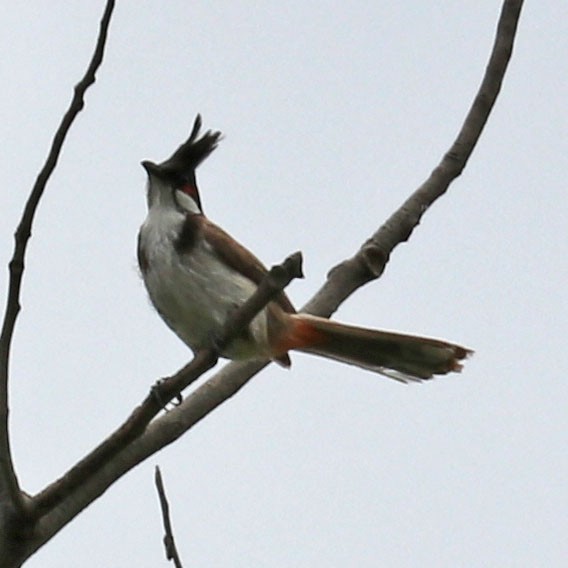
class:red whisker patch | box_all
[180,182,198,199]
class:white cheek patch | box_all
[175,189,200,214]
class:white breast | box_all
[139,207,270,360]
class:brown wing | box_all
[200,217,296,314]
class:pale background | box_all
[1,2,567,566]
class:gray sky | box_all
[1,2,567,566]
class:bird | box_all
[137,115,472,383]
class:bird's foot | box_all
[151,378,183,411]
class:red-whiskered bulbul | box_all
[138,116,472,383]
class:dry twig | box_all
[155,467,184,568]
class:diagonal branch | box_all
[304,0,524,317]
[32,251,303,515]
[0,0,116,522]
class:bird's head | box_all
[142,115,222,215]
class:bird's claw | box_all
[151,378,183,411]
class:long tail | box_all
[274,314,473,383]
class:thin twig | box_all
[155,467,184,568]
[0,0,116,522]
[33,251,303,515]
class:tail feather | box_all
[280,314,472,383]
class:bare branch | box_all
[304,0,524,317]
[0,0,116,523]
[155,467,184,568]
[32,251,303,516]
[3,2,524,561]
[26,360,268,559]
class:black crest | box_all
[158,115,222,179]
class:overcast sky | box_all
[1,2,567,566]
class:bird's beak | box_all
[141,160,163,178]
